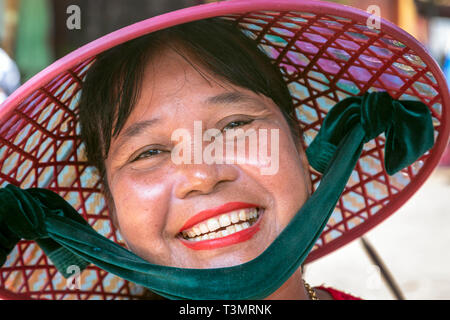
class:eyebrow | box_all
[120,118,160,140]
[205,91,265,108]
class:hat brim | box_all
[0,0,449,300]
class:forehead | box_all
[125,46,247,122]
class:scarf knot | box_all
[306,92,434,175]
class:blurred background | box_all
[0,0,449,299]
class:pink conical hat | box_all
[0,0,448,299]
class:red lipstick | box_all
[179,202,259,232]
[178,202,263,250]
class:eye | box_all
[132,148,166,162]
[223,119,254,131]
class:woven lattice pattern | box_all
[0,11,445,299]
[229,11,443,255]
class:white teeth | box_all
[230,212,240,223]
[199,224,209,234]
[187,230,196,238]
[226,225,236,234]
[219,214,231,227]
[181,207,261,241]
[187,220,256,242]
[239,209,247,221]
[193,226,202,236]
[207,218,220,232]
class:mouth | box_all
[177,202,264,250]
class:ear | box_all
[296,137,313,196]
[106,195,119,230]
[101,179,120,230]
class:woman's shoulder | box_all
[314,286,362,300]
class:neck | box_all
[263,268,310,300]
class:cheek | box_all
[242,129,309,228]
[108,168,172,248]
[273,148,309,227]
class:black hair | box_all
[79,17,301,196]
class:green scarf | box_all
[0,92,434,299]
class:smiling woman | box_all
[79,18,313,299]
[0,0,448,301]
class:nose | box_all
[174,163,239,199]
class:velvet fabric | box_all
[306,92,434,175]
[0,92,434,299]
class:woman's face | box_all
[104,47,311,269]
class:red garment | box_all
[315,286,362,300]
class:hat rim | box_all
[0,0,449,294]
[2,0,449,116]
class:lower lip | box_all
[178,210,263,251]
